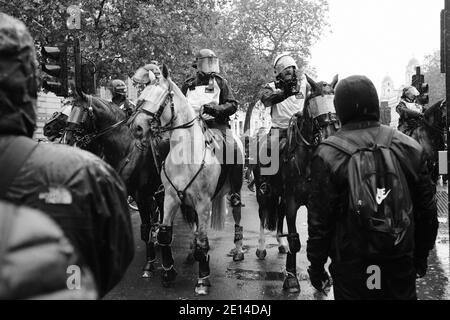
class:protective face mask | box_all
[308,95,336,119]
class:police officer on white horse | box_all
[181,49,245,261]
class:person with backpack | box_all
[0,201,98,300]
[307,75,438,300]
[0,13,134,298]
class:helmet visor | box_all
[198,57,220,74]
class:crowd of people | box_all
[0,12,441,300]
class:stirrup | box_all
[229,193,242,207]
[259,182,271,196]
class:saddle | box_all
[199,120,235,199]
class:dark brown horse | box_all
[46,94,164,278]
[251,75,339,293]
[280,75,340,293]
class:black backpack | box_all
[323,126,413,259]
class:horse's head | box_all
[131,64,186,142]
[424,99,447,129]
[303,74,340,143]
[64,94,122,147]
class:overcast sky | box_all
[309,0,444,93]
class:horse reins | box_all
[75,94,130,146]
[135,81,208,204]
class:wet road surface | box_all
[105,186,449,300]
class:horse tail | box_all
[265,204,279,232]
[180,204,198,229]
[211,195,227,231]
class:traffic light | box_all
[418,82,430,105]
[41,45,68,97]
[412,74,425,91]
[81,63,96,95]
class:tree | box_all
[423,50,446,106]
[220,0,329,131]
[0,0,222,85]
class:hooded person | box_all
[0,13,134,298]
[306,75,438,300]
[0,201,97,300]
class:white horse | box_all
[130,65,244,295]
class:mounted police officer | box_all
[259,53,308,178]
[181,49,243,208]
[181,49,245,258]
[258,54,307,208]
[396,86,424,136]
[109,79,135,117]
[257,53,308,291]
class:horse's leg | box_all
[256,205,267,260]
[135,187,158,278]
[193,200,213,296]
[158,194,180,287]
[232,198,245,262]
[282,194,301,293]
[276,200,289,254]
[184,222,198,266]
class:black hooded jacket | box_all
[307,76,438,269]
[0,13,134,298]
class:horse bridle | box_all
[132,80,207,203]
[73,95,129,147]
[133,81,198,136]
[289,93,339,151]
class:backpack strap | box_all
[375,126,395,149]
[322,135,360,156]
[0,203,16,270]
[0,136,38,199]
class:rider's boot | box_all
[229,162,243,207]
[283,233,301,294]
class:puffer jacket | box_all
[307,121,439,268]
[0,136,135,298]
[0,201,97,300]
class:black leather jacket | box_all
[307,121,438,268]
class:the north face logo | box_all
[376,188,391,205]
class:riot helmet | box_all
[110,79,127,97]
[194,49,220,74]
[273,53,298,77]
[402,86,420,103]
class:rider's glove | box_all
[308,265,332,293]
[202,104,218,117]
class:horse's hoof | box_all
[233,252,245,262]
[142,261,156,278]
[256,249,267,260]
[227,248,238,257]
[278,246,288,254]
[184,253,196,265]
[195,278,211,296]
[283,273,301,294]
[162,267,178,287]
